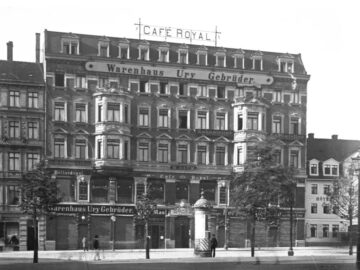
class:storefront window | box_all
[117,179,133,203]
[200,181,216,203]
[58,179,76,202]
[0,222,19,249]
[148,179,164,203]
[91,178,109,203]
[176,182,188,202]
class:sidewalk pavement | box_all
[0,246,355,263]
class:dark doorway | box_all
[78,224,88,249]
[268,226,278,247]
[175,217,189,248]
[27,226,35,250]
[149,225,164,249]
[217,225,225,248]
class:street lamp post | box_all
[222,182,229,250]
[111,215,116,251]
[351,153,360,267]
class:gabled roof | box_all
[307,135,360,162]
[0,60,44,85]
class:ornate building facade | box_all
[43,30,310,249]
[0,39,46,251]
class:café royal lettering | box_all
[142,25,213,42]
[85,62,274,86]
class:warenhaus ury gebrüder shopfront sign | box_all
[85,61,274,87]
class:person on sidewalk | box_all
[210,234,218,258]
[82,236,88,252]
[93,235,100,261]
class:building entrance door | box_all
[27,226,35,250]
[175,217,189,248]
[149,225,164,249]
[78,224,87,249]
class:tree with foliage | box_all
[329,174,358,255]
[135,187,157,259]
[231,138,295,257]
[20,161,59,263]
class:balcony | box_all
[271,133,306,142]
[46,158,92,168]
[0,171,22,178]
[195,129,234,139]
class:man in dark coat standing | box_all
[210,234,218,257]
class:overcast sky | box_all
[1,0,359,140]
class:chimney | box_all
[35,33,40,63]
[7,41,13,61]
[332,134,338,140]
[308,133,314,140]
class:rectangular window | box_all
[217,56,225,67]
[158,109,169,128]
[274,149,281,164]
[117,180,133,203]
[323,185,330,195]
[274,91,282,102]
[55,74,65,87]
[9,91,20,107]
[324,164,331,175]
[323,205,330,214]
[311,203,317,214]
[234,56,243,68]
[159,50,168,62]
[97,140,102,159]
[8,153,20,171]
[63,41,78,55]
[139,108,149,127]
[272,116,282,133]
[124,140,129,160]
[54,138,65,158]
[247,112,258,130]
[75,103,87,123]
[310,225,317,237]
[178,144,188,164]
[158,143,169,163]
[98,105,103,122]
[148,180,164,202]
[28,122,38,139]
[120,47,128,59]
[332,165,338,175]
[179,83,186,96]
[139,142,149,162]
[198,54,206,65]
[76,76,86,88]
[197,145,207,165]
[323,225,329,237]
[288,62,293,73]
[254,59,261,70]
[310,164,318,175]
[217,86,225,99]
[7,185,20,205]
[290,150,299,168]
[140,48,148,60]
[290,117,299,135]
[75,139,86,159]
[27,153,39,170]
[54,102,65,121]
[99,45,108,57]
[28,92,38,108]
[136,183,145,199]
[332,225,339,238]
[178,110,188,129]
[237,147,243,165]
[197,111,207,129]
[200,181,216,202]
[198,85,207,97]
[107,139,120,159]
[78,180,88,201]
[280,62,286,72]
[160,82,168,95]
[179,51,187,64]
[9,121,20,138]
[124,104,129,124]
[58,178,76,202]
[216,146,226,166]
[107,103,120,122]
[176,182,189,201]
[311,184,318,194]
[91,179,109,203]
[139,81,148,93]
[238,114,243,130]
[219,186,227,204]
[216,112,226,130]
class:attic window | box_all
[61,38,79,55]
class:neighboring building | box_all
[306,133,360,246]
[43,30,310,250]
[0,38,46,251]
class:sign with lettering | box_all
[142,25,215,42]
[85,62,274,86]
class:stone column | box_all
[19,216,28,251]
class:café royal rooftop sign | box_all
[85,61,274,87]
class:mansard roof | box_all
[0,60,44,85]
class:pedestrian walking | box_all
[210,234,218,258]
[93,235,100,261]
[82,236,88,251]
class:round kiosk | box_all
[193,192,212,257]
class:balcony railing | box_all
[46,158,92,167]
[195,129,234,139]
[271,133,306,141]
